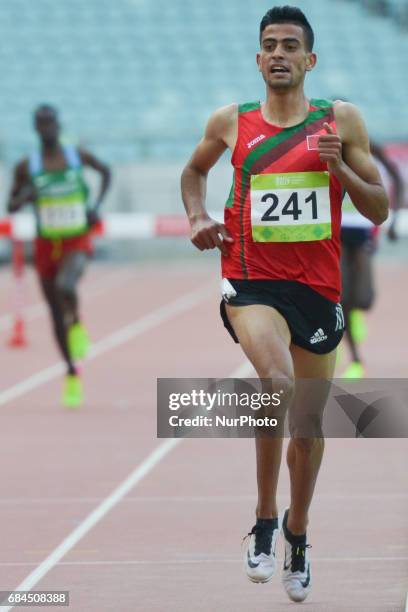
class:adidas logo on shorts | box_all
[310,328,328,344]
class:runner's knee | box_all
[55,253,86,297]
[257,370,295,406]
[355,288,375,310]
[289,412,324,439]
[55,272,76,297]
[254,372,294,435]
[289,436,324,454]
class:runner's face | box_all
[257,24,316,90]
[35,113,59,146]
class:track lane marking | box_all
[0,283,214,406]
[4,359,252,610]
[0,556,407,568]
[0,268,138,331]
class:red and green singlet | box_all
[222,99,343,302]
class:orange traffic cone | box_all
[7,239,28,348]
[8,316,27,347]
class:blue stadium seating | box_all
[0,0,407,163]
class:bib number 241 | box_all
[261,191,318,223]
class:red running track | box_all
[0,260,406,611]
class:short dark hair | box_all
[34,104,58,120]
[260,6,314,51]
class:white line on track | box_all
[0,492,406,505]
[4,356,252,611]
[0,283,214,406]
[0,556,407,569]
[1,439,180,611]
[0,268,135,331]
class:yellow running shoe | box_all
[68,323,90,360]
[62,374,83,408]
[343,361,365,379]
[349,310,368,344]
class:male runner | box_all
[181,6,388,603]
[340,139,404,377]
[8,105,111,407]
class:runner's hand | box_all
[9,184,38,211]
[86,209,100,227]
[318,123,343,174]
[190,215,234,256]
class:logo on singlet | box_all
[310,328,328,344]
[35,175,53,188]
[247,134,266,149]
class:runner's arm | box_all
[7,160,36,213]
[79,149,111,215]
[321,102,389,225]
[181,105,237,254]
[370,141,404,240]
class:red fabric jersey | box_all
[222,99,343,302]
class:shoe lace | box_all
[242,524,273,556]
[290,543,311,573]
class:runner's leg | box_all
[286,346,336,534]
[341,244,362,363]
[55,251,88,326]
[225,303,294,519]
[39,277,76,375]
[353,243,375,311]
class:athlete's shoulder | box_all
[206,101,261,135]
[333,100,367,142]
[333,99,362,120]
[310,98,334,110]
[14,157,30,178]
[237,100,261,114]
[78,147,110,174]
[77,147,93,164]
[205,104,238,139]
[210,103,238,124]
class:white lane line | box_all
[0,556,407,569]
[56,555,408,563]
[0,363,66,407]
[0,492,406,505]
[0,283,213,406]
[1,439,180,612]
[0,268,136,331]
[4,361,252,610]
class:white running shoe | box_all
[243,518,279,583]
[281,509,311,602]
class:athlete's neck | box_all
[262,90,309,128]
[41,141,61,156]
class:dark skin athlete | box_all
[342,139,404,365]
[369,141,404,241]
[8,105,111,375]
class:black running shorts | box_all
[340,227,372,248]
[220,279,345,355]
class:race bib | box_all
[39,201,87,236]
[250,172,331,242]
